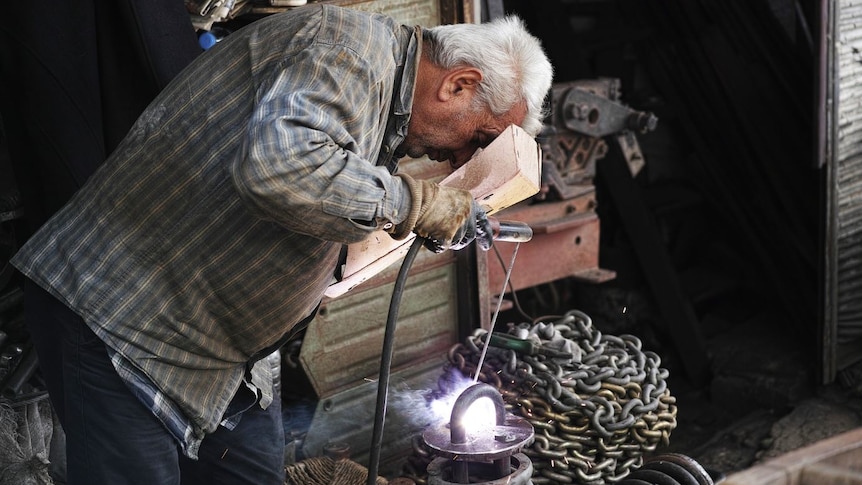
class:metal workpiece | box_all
[426,452,533,485]
[448,384,506,445]
[422,383,535,484]
[423,413,534,462]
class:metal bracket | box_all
[559,86,658,137]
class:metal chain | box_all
[443,309,678,484]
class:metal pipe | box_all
[489,219,532,243]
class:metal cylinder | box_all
[489,219,532,243]
[424,381,534,484]
[427,453,533,485]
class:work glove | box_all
[391,174,493,253]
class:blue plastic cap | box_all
[198,32,217,50]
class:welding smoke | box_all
[293,368,486,458]
[387,368,478,431]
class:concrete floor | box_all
[643,308,862,480]
[659,378,862,480]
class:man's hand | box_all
[448,200,492,251]
[392,174,493,252]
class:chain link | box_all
[442,309,677,484]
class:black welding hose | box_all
[365,221,530,482]
[366,236,424,485]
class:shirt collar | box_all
[378,25,421,172]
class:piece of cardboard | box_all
[324,124,542,298]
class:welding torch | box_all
[488,218,532,243]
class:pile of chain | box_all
[440,309,677,484]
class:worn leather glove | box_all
[449,200,492,251]
[391,174,493,253]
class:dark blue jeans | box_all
[24,280,285,485]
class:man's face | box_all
[398,63,527,169]
[400,101,526,169]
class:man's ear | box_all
[438,66,483,101]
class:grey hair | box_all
[423,16,554,136]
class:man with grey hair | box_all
[11,4,552,484]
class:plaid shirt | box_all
[12,4,420,456]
